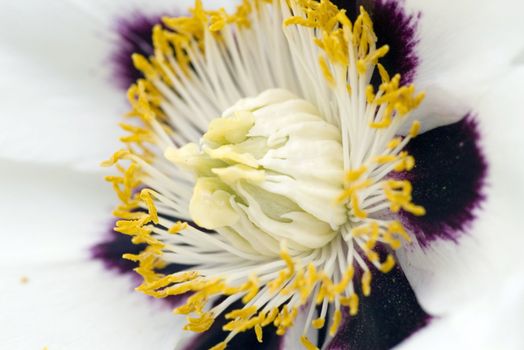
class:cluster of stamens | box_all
[103,1,426,349]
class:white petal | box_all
[0,160,185,349]
[0,160,114,262]
[397,65,524,314]
[405,0,524,131]
[0,1,121,169]
[396,268,524,350]
[1,263,184,350]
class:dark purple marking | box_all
[332,0,420,86]
[400,116,488,246]
[111,13,166,89]
[182,299,283,350]
[327,265,430,350]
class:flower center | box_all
[167,89,346,254]
[102,1,428,349]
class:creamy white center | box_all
[166,89,346,255]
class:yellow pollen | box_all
[379,254,396,273]
[139,189,159,224]
[168,221,188,234]
[209,341,228,350]
[329,309,342,336]
[387,137,402,149]
[312,317,325,329]
[409,120,421,137]
[185,312,215,332]
[255,324,263,343]
[101,149,130,167]
[361,270,372,296]
[301,335,320,350]
[341,293,359,316]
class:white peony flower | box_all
[1,1,523,349]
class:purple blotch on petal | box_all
[327,265,430,350]
[400,115,488,246]
[182,299,283,350]
[331,0,420,86]
[111,13,166,89]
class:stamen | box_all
[103,0,428,348]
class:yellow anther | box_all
[255,324,263,343]
[242,274,260,303]
[374,154,397,164]
[168,221,188,234]
[345,166,367,183]
[334,266,354,294]
[388,221,410,242]
[366,85,375,103]
[336,9,352,30]
[209,8,228,32]
[152,25,172,59]
[140,189,159,224]
[366,250,379,263]
[174,291,208,315]
[361,270,372,297]
[387,137,402,149]
[122,253,140,262]
[377,63,390,83]
[209,341,228,350]
[262,308,279,327]
[268,270,289,293]
[184,312,215,333]
[319,56,335,85]
[280,241,295,275]
[356,59,367,75]
[329,309,342,336]
[114,216,152,237]
[370,108,393,128]
[225,306,258,320]
[337,178,373,204]
[404,203,426,216]
[132,54,157,79]
[119,122,154,144]
[312,317,325,329]
[341,293,359,316]
[393,152,416,172]
[301,336,319,350]
[384,180,425,216]
[379,254,396,273]
[351,193,367,219]
[409,120,421,138]
[101,149,130,167]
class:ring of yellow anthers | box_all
[102,1,425,349]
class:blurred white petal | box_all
[0,160,113,262]
[1,263,184,350]
[0,160,184,349]
[406,0,524,131]
[397,268,524,350]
